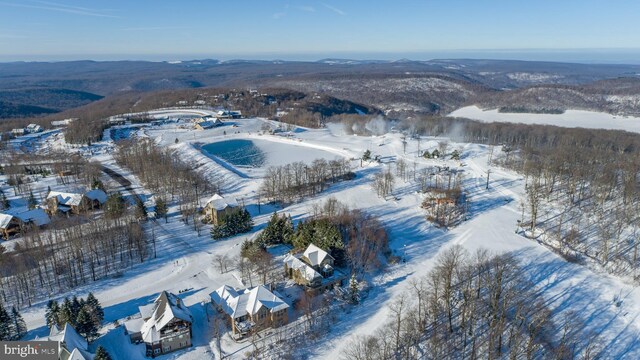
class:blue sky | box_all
[1,0,639,62]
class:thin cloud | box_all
[121,26,192,31]
[296,5,316,12]
[0,0,120,18]
[321,2,345,16]
[273,12,286,19]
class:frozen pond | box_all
[201,139,266,167]
[201,138,341,169]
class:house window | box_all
[154,348,161,355]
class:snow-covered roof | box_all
[140,291,192,344]
[138,303,155,320]
[47,191,84,206]
[284,254,323,283]
[196,120,218,129]
[123,317,145,334]
[1,209,50,228]
[0,213,14,229]
[210,285,289,320]
[44,323,92,360]
[84,189,107,204]
[15,208,50,226]
[303,243,334,267]
[205,194,238,211]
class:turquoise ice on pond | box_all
[201,139,266,167]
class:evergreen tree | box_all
[0,303,11,340]
[349,274,360,304]
[0,191,8,210]
[27,191,37,209]
[292,218,343,251]
[134,197,147,221]
[431,149,440,159]
[10,306,26,339]
[71,295,82,316]
[86,293,104,326]
[362,149,372,161]
[92,179,105,191]
[76,307,98,341]
[154,197,168,223]
[45,300,60,328]
[58,298,74,327]
[257,212,293,246]
[94,346,113,360]
[105,193,125,219]
[210,208,253,240]
[450,149,461,160]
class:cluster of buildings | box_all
[11,123,44,137]
[35,242,346,358]
[0,188,107,240]
[192,110,242,130]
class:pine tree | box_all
[154,197,168,223]
[27,191,37,209]
[211,208,253,240]
[71,296,82,316]
[45,300,60,328]
[58,298,74,327]
[134,197,147,221]
[0,191,8,210]
[349,274,360,304]
[105,193,125,219]
[86,293,104,326]
[10,306,26,339]
[92,179,105,191]
[0,303,11,340]
[94,346,113,360]
[76,307,98,341]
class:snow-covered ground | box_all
[450,105,640,133]
[10,110,640,359]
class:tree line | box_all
[399,115,640,279]
[0,215,146,308]
[342,246,601,360]
[114,138,220,226]
[260,158,353,204]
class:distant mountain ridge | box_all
[1,58,639,118]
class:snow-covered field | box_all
[9,110,640,359]
[450,105,640,133]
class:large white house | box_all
[210,285,289,335]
